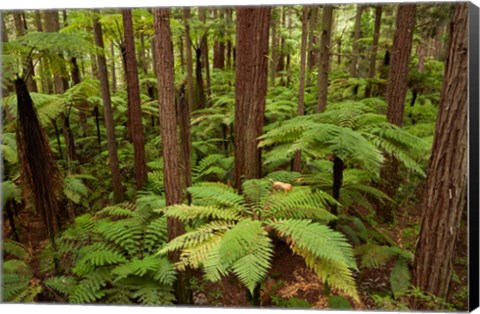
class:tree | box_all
[385,4,416,127]
[292,6,308,173]
[122,9,148,190]
[92,11,124,203]
[13,11,37,92]
[153,8,190,304]
[350,4,363,77]
[365,5,382,98]
[233,7,271,190]
[379,4,416,222]
[316,5,333,112]
[412,3,468,307]
[183,8,194,112]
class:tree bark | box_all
[92,11,124,203]
[350,4,363,77]
[153,8,191,305]
[122,9,148,190]
[213,9,225,69]
[306,7,318,87]
[386,4,416,127]
[110,42,117,93]
[183,8,195,112]
[13,11,37,92]
[234,7,271,190]
[71,57,88,138]
[316,5,333,112]
[412,3,468,307]
[365,5,382,98]
[200,8,211,102]
[178,84,193,204]
[292,7,308,173]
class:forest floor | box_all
[2,200,468,310]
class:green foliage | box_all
[2,240,41,302]
[42,200,176,305]
[328,295,352,309]
[272,296,312,308]
[159,179,359,300]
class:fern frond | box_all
[3,239,29,260]
[390,257,411,299]
[188,182,244,208]
[162,204,241,222]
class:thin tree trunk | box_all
[71,57,88,138]
[292,7,308,173]
[270,8,278,87]
[195,46,207,109]
[234,7,271,190]
[226,9,233,69]
[178,85,193,204]
[1,13,14,96]
[412,4,468,307]
[153,8,191,305]
[183,8,195,112]
[92,12,124,203]
[213,9,225,69]
[316,5,333,112]
[13,11,37,92]
[365,5,382,98]
[276,7,286,73]
[200,8,211,102]
[111,42,117,93]
[306,7,318,87]
[122,9,148,190]
[350,4,363,77]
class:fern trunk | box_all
[412,3,468,307]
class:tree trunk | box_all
[276,7,286,73]
[13,11,38,92]
[350,4,363,77]
[292,7,308,173]
[234,7,271,190]
[306,7,318,87]
[195,46,207,110]
[44,10,66,94]
[213,9,225,69]
[386,4,416,127]
[178,84,193,204]
[199,8,211,102]
[111,42,117,93]
[316,5,333,112]
[269,8,277,87]
[226,9,233,69]
[15,77,62,249]
[2,13,14,96]
[153,8,191,305]
[71,57,88,137]
[92,12,124,203]
[183,8,195,112]
[412,3,468,307]
[365,5,382,98]
[122,9,148,190]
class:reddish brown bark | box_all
[412,3,468,306]
[92,12,124,203]
[234,7,271,190]
[386,4,416,127]
[316,5,333,112]
[122,9,148,190]
[292,7,308,173]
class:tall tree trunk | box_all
[178,85,193,204]
[234,7,271,190]
[183,8,195,112]
[412,4,468,307]
[122,9,148,190]
[270,8,278,87]
[350,4,363,77]
[44,10,66,94]
[365,5,382,98]
[316,5,333,112]
[225,9,233,69]
[306,7,318,87]
[292,7,308,173]
[195,46,207,110]
[385,4,416,127]
[153,8,191,305]
[378,5,416,222]
[13,11,38,92]
[71,57,88,138]
[2,13,14,97]
[276,7,286,73]
[199,8,211,102]
[213,9,225,69]
[92,12,124,203]
[111,42,117,93]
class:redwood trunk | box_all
[386,4,416,127]
[316,5,333,112]
[412,3,468,306]
[122,9,148,190]
[92,12,124,203]
[365,5,382,98]
[153,8,190,304]
[292,7,308,173]
[234,7,271,190]
[183,8,195,112]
